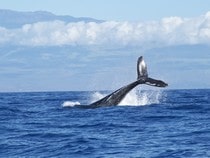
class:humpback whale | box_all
[80,56,168,108]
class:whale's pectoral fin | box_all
[145,77,168,87]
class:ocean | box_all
[0,89,210,157]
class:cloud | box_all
[1,12,210,48]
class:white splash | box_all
[62,101,80,107]
[62,90,163,107]
[119,89,162,106]
[90,91,107,103]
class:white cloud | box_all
[1,12,210,48]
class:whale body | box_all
[80,56,168,108]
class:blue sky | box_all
[1,0,210,21]
[0,1,210,92]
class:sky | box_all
[0,1,210,92]
[1,0,210,21]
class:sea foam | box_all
[119,89,162,106]
[62,101,80,107]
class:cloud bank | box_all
[1,12,210,48]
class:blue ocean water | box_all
[0,89,210,157]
